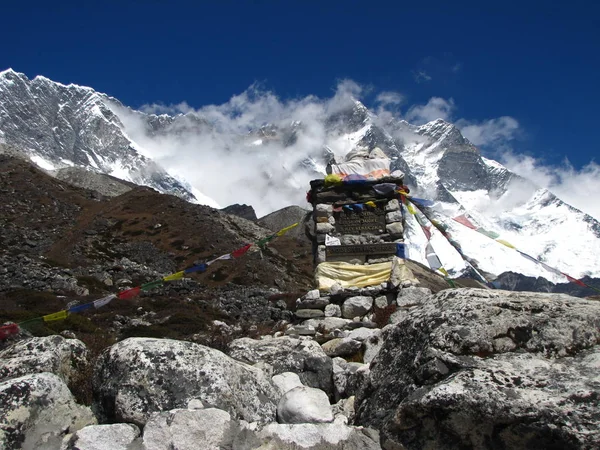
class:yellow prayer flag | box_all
[496,239,515,249]
[365,201,377,208]
[406,202,417,215]
[43,310,68,322]
[276,222,299,236]
[163,271,184,282]
[438,268,449,277]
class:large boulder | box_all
[93,337,279,426]
[0,372,96,450]
[228,336,333,396]
[355,288,600,449]
[63,423,140,450]
[234,422,381,449]
[277,386,333,424]
[142,408,239,450]
[0,335,88,383]
[342,296,373,319]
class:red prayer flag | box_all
[564,274,588,288]
[118,287,141,299]
[454,214,478,230]
[0,323,19,340]
[231,244,252,258]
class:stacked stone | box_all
[309,177,405,265]
[287,282,428,363]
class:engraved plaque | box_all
[326,243,398,257]
[335,209,386,234]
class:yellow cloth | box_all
[496,239,515,249]
[315,258,418,290]
[324,174,343,186]
[405,202,417,214]
[163,271,185,281]
[43,310,68,322]
[276,222,299,236]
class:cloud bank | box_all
[500,153,600,221]
[109,79,597,222]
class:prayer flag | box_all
[276,222,299,236]
[453,214,477,230]
[0,324,19,340]
[185,263,208,274]
[207,254,233,265]
[373,183,397,195]
[94,294,115,309]
[563,274,588,287]
[396,243,406,259]
[496,239,515,249]
[352,203,364,211]
[517,250,540,265]
[163,271,184,282]
[405,202,417,215]
[68,303,94,314]
[141,280,164,291]
[476,228,500,239]
[410,197,435,207]
[232,244,252,258]
[43,310,68,322]
[118,287,141,300]
[365,201,377,208]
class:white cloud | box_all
[375,91,404,106]
[405,97,455,124]
[413,70,432,83]
[500,152,600,221]
[456,116,520,147]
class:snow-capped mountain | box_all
[1,68,599,282]
[0,69,197,202]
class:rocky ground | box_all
[1,155,599,449]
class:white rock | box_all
[302,317,352,333]
[384,199,400,212]
[324,304,342,317]
[348,327,378,342]
[0,372,96,449]
[235,422,381,449]
[396,286,432,307]
[64,423,140,450]
[272,372,304,396]
[142,408,237,450]
[304,289,321,300]
[0,335,88,383]
[186,398,205,410]
[93,338,279,426]
[385,210,402,223]
[277,386,333,424]
[342,296,373,319]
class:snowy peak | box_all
[0,69,197,202]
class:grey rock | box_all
[321,338,362,358]
[374,295,389,309]
[303,317,353,333]
[93,338,279,426]
[0,335,88,384]
[385,211,402,223]
[324,304,342,317]
[348,327,378,342]
[235,422,381,450]
[284,325,316,336]
[0,372,96,450]
[228,336,333,395]
[277,386,333,424]
[316,222,335,234]
[384,199,400,212]
[64,423,140,450]
[315,204,333,214]
[363,329,384,365]
[272,372,304,396]
[295,309,325,319]
[296,298,330,310]
[333,358,366,401]
[355,289,600,449]
[316,245,326,264]
[385,222,403,237]
[142,408,238,450]
[342,296,374,319]
[304,289,321,300]
[396,286,432,307]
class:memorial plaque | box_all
[326,243,398,257]
[335,209,386,234]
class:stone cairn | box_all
[282,174,427,359]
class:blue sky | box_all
[2,1,599,173]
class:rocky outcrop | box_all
[93,337,280,426]
[228,336,334,396]
[0,372,96,449]
[142,408,239,450]
[63,423,140,450]
[0,335,88,383]
[277,386,333,424]
[234,422,382,450]
[355,288,600,449]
